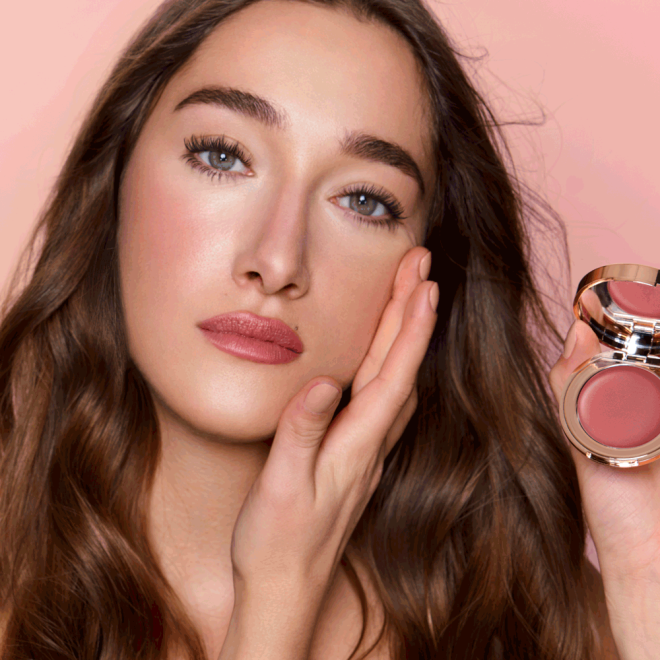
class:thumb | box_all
[562,319,603,368]
[549,319,604,476]
[263,379,343,492]
[549,319,602,405]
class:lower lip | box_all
[200,329,301,364]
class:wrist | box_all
[217,580,324,660]
[600,565,660,660]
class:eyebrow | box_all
[173,85,426,197]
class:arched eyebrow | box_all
[173,85,426,197]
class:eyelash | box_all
[182,134,406,231]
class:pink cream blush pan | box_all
[577,365,660,448]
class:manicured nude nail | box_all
[419,252,432,281]
[428,282,439,312]
[304,383,341,414]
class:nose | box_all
[232,181,311,298]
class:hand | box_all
[229,246,437,606]
[549,320,660,584]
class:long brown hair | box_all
[0,0,597,658]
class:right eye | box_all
[182,135,253,182]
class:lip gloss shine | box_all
[199,329,301,364]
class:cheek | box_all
[118,161,225,316]
[315,258,397,387]
[117,158,228,376]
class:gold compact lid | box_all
[574,264,660,359]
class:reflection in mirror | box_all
[608,281,660,318]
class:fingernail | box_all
[428,282,439,313]
[563,321,578,359]
[304,383,341,414]
[419,252,432,281]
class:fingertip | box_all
[559,321,602,380]
[303,381,342,415]
[562,320,600,361]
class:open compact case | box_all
[559,264,660,468]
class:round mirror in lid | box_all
[560,264,660,468]
[573,264,660,358]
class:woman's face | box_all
[117,0,434,443]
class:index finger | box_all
[334,279,438,459]
[351,246,430,397]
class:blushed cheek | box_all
[119,161,214,313]
[321,260,397,386]
[118,164,229,397]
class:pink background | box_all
[3,0,659,572]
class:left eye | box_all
[198,149,250,174]
[336,192,388,217]
[332,183,406,225]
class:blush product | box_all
[559,264,660,468]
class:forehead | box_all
[164,0,433,179]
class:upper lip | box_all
[198,311,304,353]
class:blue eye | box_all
[334,183,406,232]
[183,135,252,180]
[182,135,406,231]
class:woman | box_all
[0,0,642,658]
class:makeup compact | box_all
[559,264,660,468]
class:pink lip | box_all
[197,311,303,365]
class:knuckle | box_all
[288,417,326,447]
[392,381,414,409]
[376,371,413,410]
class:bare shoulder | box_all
[583,559,621,660]
[310,549,391,660]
